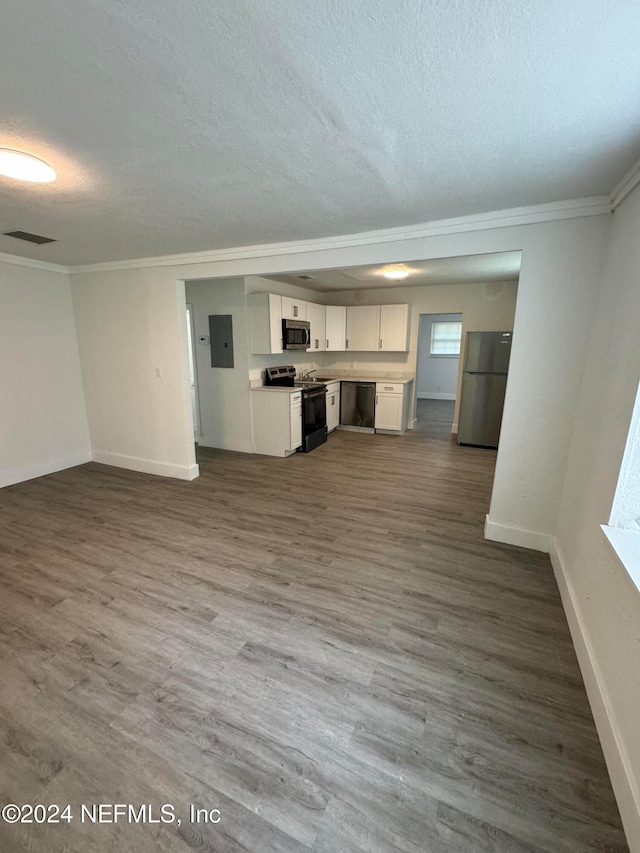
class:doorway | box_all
[185,303,200,438]
[415,312,462,439]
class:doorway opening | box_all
[415,312,463,439]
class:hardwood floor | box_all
[415,398,456,439]
[0,430,628,852]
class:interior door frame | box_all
[185,302,201,440]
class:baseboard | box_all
[484,515,551,552]
[0,451,93,488]
[198,436,253,454]
[549,538,640,851]
[417,392,457,400]
[92,451,199,481]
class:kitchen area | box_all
[248,289,415,457]
[185,259,519,461]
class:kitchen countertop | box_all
[250,374,415,391]
[251,385,301,394]
[314,373,415,384]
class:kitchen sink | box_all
[313,376,336,382]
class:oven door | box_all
[300,387,327,452]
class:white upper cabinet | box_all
[346,305,381,351]
[325,306,346,351]
[281,296,307,321]
[248,292,408,354]
[379,304,410,352]
[248,292,283,354]
[345,303,409,351]
[307,302,326,352]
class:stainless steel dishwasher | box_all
[340,382,375,432]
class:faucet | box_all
[299,368,317,380]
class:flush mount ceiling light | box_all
[0,149,56,183]
[382,265,410,280]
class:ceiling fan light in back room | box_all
[0,149,56,183]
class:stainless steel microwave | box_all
[282,318,311,350]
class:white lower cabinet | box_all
[290,396,302,449]
[252,390,302,456]
[325,381,340,431]
[374,382,411,432]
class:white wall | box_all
[68,210,610,548]
[552,186,640,850]
[71,269,197,480]
[185,277,253,453]
[416,313,462,400]
[323,281,517,431]
[0,257,90,487]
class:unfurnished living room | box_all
[1,2,640,852]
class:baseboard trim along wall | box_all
[417,392,457,400]
[549,538,640,852]
[92,451,199,481]
[484,515,551,552]
[0,451,93,489]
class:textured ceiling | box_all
[1,1,640,266]
[266,252,521,292]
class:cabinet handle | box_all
[375,395,378,405]
[315,339,319,349]
[379,339,382,349]
[331,396,335,405]
[293,305,298,317]
[346,339,349,349]
[326,339,329,348]
[384,386,394,390]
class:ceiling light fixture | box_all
[0,149,56,183]
[383,266,410,280]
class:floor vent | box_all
[3,230,56,245]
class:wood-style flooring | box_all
[0,428,628,852]
[415,398,456,440]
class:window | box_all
[602,380,640,592]
[430,321,462,356]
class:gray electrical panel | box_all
[208,314,234,368]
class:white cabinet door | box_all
[307,303,326,352]
[248,293,283,354]
[379,304,409,352]
[375,391,403,431]
[326,382,340,431]
[346,305,380,351]
[290,401,302,450]
[325,306,346,351]
[281,296,307,321]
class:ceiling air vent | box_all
[3,230,56,245]
[297,275,314,280]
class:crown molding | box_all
[68,195,611,275]
[0,251,69,274]
[610,156,640,210]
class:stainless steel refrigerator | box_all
[457,331,512,447]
